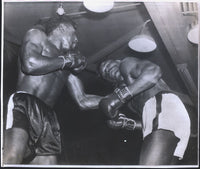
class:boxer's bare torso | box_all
[4,21,103,165]
[17,65,66,107]
[16,27,74,107]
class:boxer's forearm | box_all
[127,64,162,97]
[78,95,103,110]
[127,79,156,96]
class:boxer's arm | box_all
[21,42,64,75]
[21,29,65,75]
[99,59,161,119]
[121,58,162,97]
[66,74,103,110]
[128,62,162,96]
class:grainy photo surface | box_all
[1,0,199,168]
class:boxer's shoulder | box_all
[24,28,46,45]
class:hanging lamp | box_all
[187,23,199,45]
[128,19,157,53]
[56,3,65,15]
[83,0,114,13]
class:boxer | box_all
[3,15,98,165]
[99,57,191,165]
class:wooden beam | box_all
[144,2,195,64]
[144,2,198,104]
[177,63,197,97]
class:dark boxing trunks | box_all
[6,92,61,161]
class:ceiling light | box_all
[56,3,65,16]
[128,19,157,53]
[83,0,114,13]
[128,35,157,53]
[187,24,199,45]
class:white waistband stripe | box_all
[6,94,15,129]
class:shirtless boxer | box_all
[3,16,103,165]
[99,57,191,165]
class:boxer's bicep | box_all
[66,74,90,109]
[21,42,43,72]
[21,29,45,65]
[66,74,85,99]
[66,74,103,110]
[22,42,41,59]
[20,29,64,75]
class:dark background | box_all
[3,1,198,165]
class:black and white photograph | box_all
[1,0,199,167]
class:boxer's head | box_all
[45,16,78,52]
[99,59,124,83]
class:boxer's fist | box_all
[99,59,124,83]
[71,58,87,74]
[99,93,123,119]
[99,86,133,119]
[68,50,86,69]
[59,50,86,73]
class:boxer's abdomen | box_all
[17,71,65,107]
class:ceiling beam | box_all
[144,2,195,64]
[144,2,198,105]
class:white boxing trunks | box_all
[142,93,191,159]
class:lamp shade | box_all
[187,24,199,45]
[128,34,157,53]
[83,0,114,13]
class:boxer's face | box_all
[50,23,78,53]
[100,60,124,83]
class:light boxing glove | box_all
[99,86,133,119]
[107,113,142,131]
[59,49,87,73]
[107,113,135,131]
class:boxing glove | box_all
[107,113,137,131]
[99,86,133,119]
[71,59,87,74]
[59,49,86,73]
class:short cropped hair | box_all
[34,15,77,35]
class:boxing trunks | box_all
[142,93,191,159]
[6,92,61,161]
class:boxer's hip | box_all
[6,92,61,161]
[142,93,191,159]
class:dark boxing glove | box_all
[59,49,87,73]
[71,59,87,74]
[99,86,133,119]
